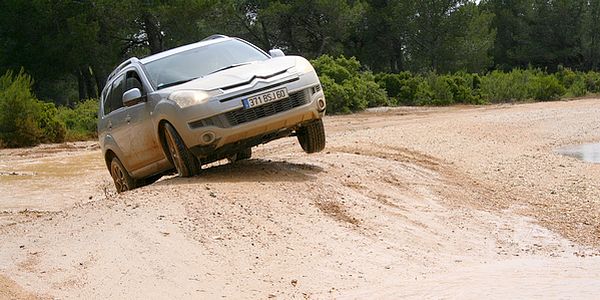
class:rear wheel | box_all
[163,123,199,177]
[110,157,136,193]
[140,174,162,186]
[237,147,252,161]
[297,119,326,153]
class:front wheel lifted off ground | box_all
[110,157,136,193]
[297,119,326,153]
[163,123,199,177]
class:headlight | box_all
[168,90,214,108]
[292,58,315,74]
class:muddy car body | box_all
[98,35,327,192]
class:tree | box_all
[449,2,496,73]
[580,0,600,70]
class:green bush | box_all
[375,72,422,106]
[530,74,566,101]
[0,70,66,148]
[451,72,485,104]
[418,74,455,105]
[38,102,67,143]
[312,55,388,114]
[57,98,98,141]
[480,69,533,103]
[583,71,600,93]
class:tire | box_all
[237,147,252,161]
[140,174,162,186]
[163,123,199,177]
[110,157,136,193]
[297,119,326,153]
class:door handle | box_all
[125,115,132,122]
[108,120,112,129]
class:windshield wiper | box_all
[207,62,251,75]
[157,77,198,90]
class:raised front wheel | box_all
[297,119,326,153]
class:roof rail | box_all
[107,57,140,82]
[201,34,228,42]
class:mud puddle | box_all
[0,150,111,212]
[556,143,600,163]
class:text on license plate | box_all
[242,88,288,109]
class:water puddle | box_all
[556,143,600,163]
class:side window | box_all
[102,88,112,116]
[125,70,145,95]
[102,69,147,116]
[107,74,126,115]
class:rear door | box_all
[100,74,131,165]
[120,68,163,173]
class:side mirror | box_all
[269,49,285,58]
[122,88,143,106]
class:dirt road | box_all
[1,98,600,299]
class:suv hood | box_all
[168,56,298,92]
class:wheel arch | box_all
[157,119,174,165]
[104,149,117,171]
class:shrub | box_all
[375,72,422,106]
[480,69,533,103]
[583,71,600,93]
[529,74,566,101]
[318,75,354,114]
[311,55,388,113]
[0,70,66,148]
[567,78,587,97]
[57,98,99,141]
[38,102,67,143]
[419,74,455,105]
[451,72,486,104]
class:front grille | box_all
[226,89,309,126]
[188,89,310,129]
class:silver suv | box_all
[98,35,326,192]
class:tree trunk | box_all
[143,12,163,54]
[83,66,97,99]
[77,69,86,103]
[91,65,106,96]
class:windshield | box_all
[144,39,269,90]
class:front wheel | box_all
[297,119,326,153]
[163,123,199,177]
[110,157,136,193]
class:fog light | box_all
[317,97,326,111]
[201,131,216,144]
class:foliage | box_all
[529,75,566,101]
[480,69,536,103]
[375,72,420,106]
[57,99,99,141]
[2,0,599,105]
[37,102,67,143]
[479,68,572,102]
[0,70,66,148]
[2,0,600,145]
[311,55,388,114]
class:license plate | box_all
[242,88,288,109]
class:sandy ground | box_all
[1,98,600,299]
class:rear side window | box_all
[103,74,126,115]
